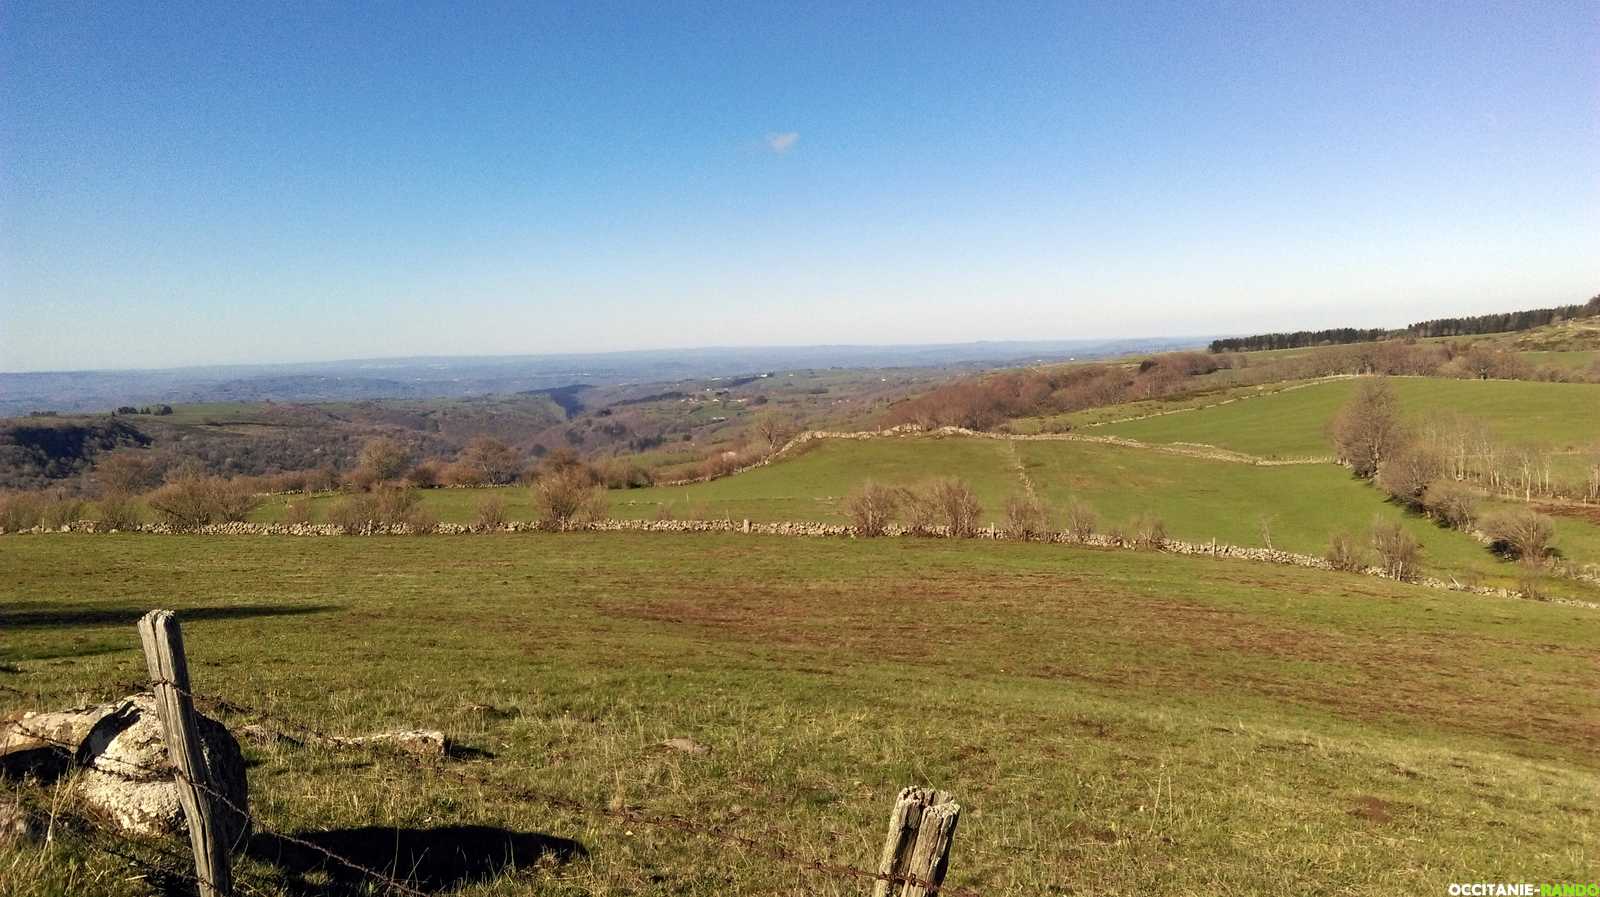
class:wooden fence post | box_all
[138,610,232,897]
[901,800,960,897]
[874,787,959,897]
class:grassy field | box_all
[1094,377,1600,459]
[251,434,1600,597]
[2,533,1598,895]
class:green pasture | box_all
[2,534,1597,895]
[247,435,1600,598]
[1094,377,1600,458]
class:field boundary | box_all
[8,516,1593,610]
[654,424,1332,490]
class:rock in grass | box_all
[1,702,122,780]
[334,729,449,757]
[75,694,250,845]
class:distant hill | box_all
[0,337,1206,416]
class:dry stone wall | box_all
[6,515,1589,609]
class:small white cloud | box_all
[766,132,799,153]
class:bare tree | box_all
[459,436,524,485]
[1421,480,1477,530]
[94,450,161,495]
[845,481,899,537]
[1376,443,1444,507]
[473,495,508,532]
[1003,493,1049,540]
[356,436,411,486]
[904,478,983,537]
[1325,531,1367,572]
[1330,378,1408,478]
[755,414,799,453]
[1062,498,1097,543]
[1370,519,1421,581]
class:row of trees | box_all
[882,337,1599,437]
[1210,328,1390,353]
[1331,379,1564,566]
[841,480,1174,548]
[1211,294,1600,352]
[1406,295,1600,338]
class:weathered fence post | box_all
[137,610,232,897]
[874,787,959,897]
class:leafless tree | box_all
[1062,498,1097,543]
[1325,531,1367,572]
[845,480,899,537]
[1370,519,1421,581]
[459,436,524,485]
[1004,493,1049,540]
[1376,443,1445,507]
[1330,378,1408,478]
[356,436,411,486]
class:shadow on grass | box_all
[0,603,336,630]
[247,825,586,894]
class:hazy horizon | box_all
[4,3,1597,372]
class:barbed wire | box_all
[5,717,430,897]
[171,682,985,897]
[6,678,982,896]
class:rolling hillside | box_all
[252,431,1600,598]
[1093,377,1600,459]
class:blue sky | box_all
[2,1,1596,371]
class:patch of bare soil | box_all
[1349,795,1395,823]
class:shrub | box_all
[1482,509,1555,565]
[1130,514,1167,549]
[533,467,608,531]
[599,461,655,489]
[901,487,940,535]
[38,493,86,529]
[94,450,161,494]
[283,498,314,525]
[1325,531,1367,572]
[147,471,258,528]
[922,478,983,537]
[406,459,445,489]
[1062,499,1097,543]
[1376,444,1444,507]
[327,494,378,534]
[0,491,46,531]
[97,492,144,531]
[473,495,507,532]
[845,481,899,537]
[1003,493,1049,540]
[1517,570,1545,601]
[1421,480,1477,530]
[1370,520,1421,580]
[303,465,339,493]
[443,461,488,487]
[326,486,433,533]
